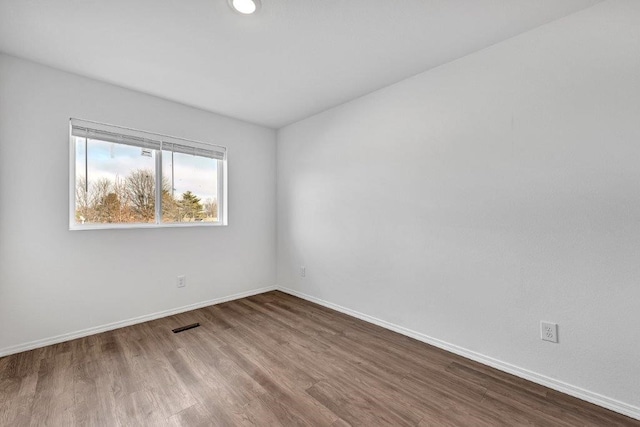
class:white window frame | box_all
[69,118,228,230]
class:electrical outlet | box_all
[177,275,186,288]
[300,266,306,277]
[540,321,558,343]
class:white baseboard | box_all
[277,286,640,421]
[0,285,276,358]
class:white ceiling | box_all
[0,0,601,128]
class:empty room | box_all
[1,0,639,425]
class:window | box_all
[69,119,227,229]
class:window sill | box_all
[69,222,227,231]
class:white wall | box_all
[278,0,640,415]
[0,54,277,354]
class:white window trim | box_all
[69,118,228,230]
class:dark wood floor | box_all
[1,291,637,426]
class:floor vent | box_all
[172,323,200,333]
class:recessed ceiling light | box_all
[228,0,260,15]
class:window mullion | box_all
[155,149,163,224]
[84,137,88,192]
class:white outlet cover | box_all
[540,321,558,343]
[300,266,306,277]
[177,275,186,288]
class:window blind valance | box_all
[70,118,227,160]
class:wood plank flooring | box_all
[1,291,638,426]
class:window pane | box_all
[74,137,156,225]
[70,119,226,229]
[161,150,218,223]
